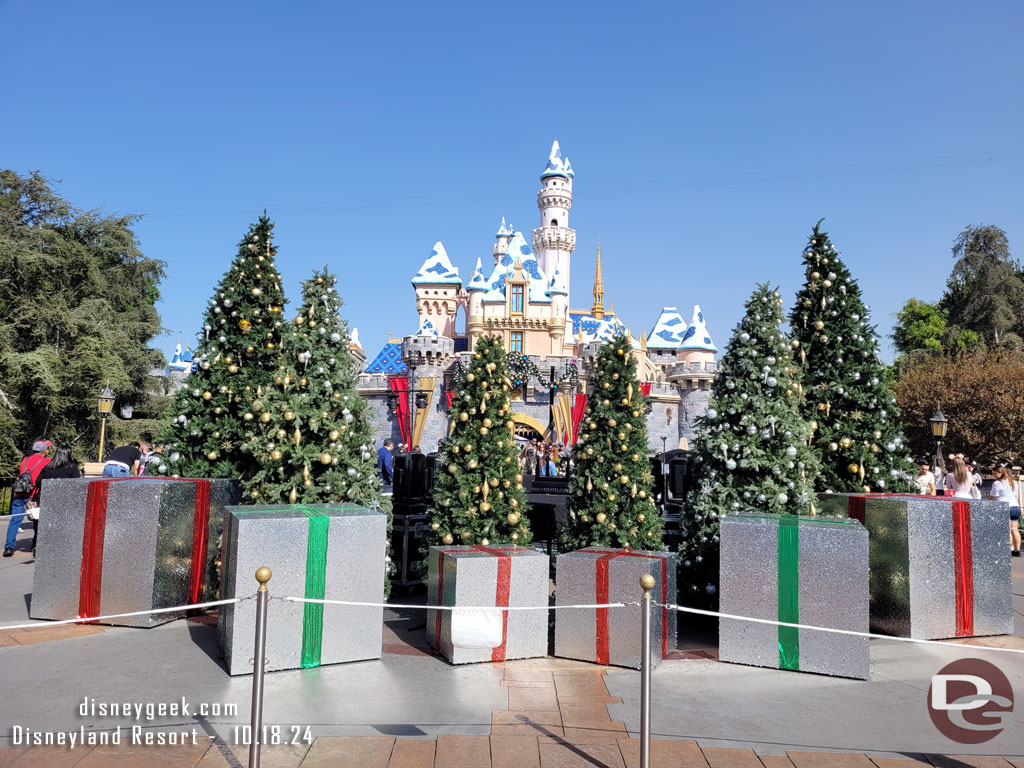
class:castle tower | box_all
[532,141,576,309]
[493,217,511,265]
[546,265,569,355]
[591,240,605,320]
[411,241,462,338]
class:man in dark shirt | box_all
[103,443,142,477]
[377,439,394,488]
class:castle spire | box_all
[591,239,605,320]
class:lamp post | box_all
[929,408,948,475]
[546,366,559,440]
[97,385,115,461]
[661,436,668,506]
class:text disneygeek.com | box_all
[9,697,311,748]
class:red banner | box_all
[435,545,527,661]
[390,376,410,447]
[583,548,669,664]
[445,391,456,408]
[186,479,213,604]
[570,394,588,445]
[639,382,652,397]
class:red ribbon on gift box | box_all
[848,493,975,637]
[583,549,669,665]
[435,545,527,661]
[76,477,214,621]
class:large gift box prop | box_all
[719,514,869,680]
[816,493,1012,639]
[554,548,676,670]
[30,477,235,627]
[426,545,548,664]
[219,505,386,675]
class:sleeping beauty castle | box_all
[354,142,719,453]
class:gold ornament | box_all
[814,320,825,330]
[251,287,261,297]
[266,342,275,349]
[276,429,286,438]
[810,420,818,430]
[829,442,839,451]
[243,412,254,421]
[431,522,440,531]
[289,487,298,503]
[466,373,475,382]
[283,375,292,386]
[250,490,259,499]
[596,513,607,523]
[507,512,520,525]
[260,412,272,423]
[207,451,218,461]
[202,391,212,400]
[489,478,499,488]
[602,382,610,389]
[840,437,853,448]
[228,364,239,373]
[511,533,519,541]
[442,533,454,545]
[608,418,617,427]
[483,417,492,428]
[620,475,629,484]
[284,411,295,420]
[320,452,332,465]
[847,463,860,474]
[515,473,523,483]
[480,426,489,435]
[637,513,645,522]
[294,315,305,325]
[329,429,340,441]
[274,376,283,385]
[459,412,469,422]
[299,378,308,387]
[811,271,820,280]
[480,502,491,512]
[639,490,647,499]
[468,459,478,469]
[239,319,252,331]
[823,280,832,287]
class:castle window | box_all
[510,331,524,354]
[550,218,558,227]
[511,284,525,314]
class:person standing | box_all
[377,438,394,488]
[4,439,51,557]
[989,465,1021,557]
[913,458,936,495]
[102,442,142,477]
[945,456,978,499]
[33,446,81,556]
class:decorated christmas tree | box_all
[559,334,661,551]
[681,284,819,604]
[789,221,915,492]
[154,214,287,479]
[427,335,531,547]
[243,267,387,510]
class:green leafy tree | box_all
[940,224,1024,349]
[682,284,819,605]
[244,267,386,507]
[789,222,915,492]
[0,170,165,471]
[154,215,286,479]
[427,335,531,547]
[560,334,661,551]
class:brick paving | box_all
[1,663,1020,766]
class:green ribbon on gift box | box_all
[777,515,800,671]
[296,505,331,668]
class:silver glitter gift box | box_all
[816,493,1013,639]
[219,504,387,675]
[31,477,209,627]
[554,548,676,670]
[426,545,548,664]
[719,514,869,680]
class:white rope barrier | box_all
[660,603,1024,655]
[0,597,246,631]
[284,596,633,611]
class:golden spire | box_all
[592,239,605,320]
[641,330,648,350]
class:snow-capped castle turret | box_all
[493,217,511,265]
[533,141,576,309]
[411,241,461,338]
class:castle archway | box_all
[510,411,547,441]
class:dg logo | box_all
[928,658,1014,744]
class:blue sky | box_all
[3,1,1021,363]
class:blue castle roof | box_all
[411,241,461,285]
[364,341,408,374]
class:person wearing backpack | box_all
[4,439,51,556]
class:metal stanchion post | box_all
[639,573,654,768]
[248,567,272,768]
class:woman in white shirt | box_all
[989,465,1021,557]
[944,456,977,499]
